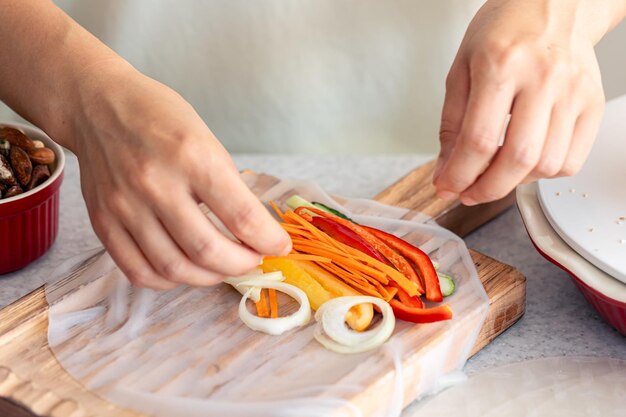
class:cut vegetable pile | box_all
[226,195,456,354]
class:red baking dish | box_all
[517,183,626,336]
[0,122,65,274]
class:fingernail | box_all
[436,190,458,202]
[460,196,479,206]
[279,240,292,256]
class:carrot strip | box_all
[268,288,278,318]
[321,262,370,286]
[288,211,420,293]
[372,280,391,301]
[268,201,286,221]
[265,254,332,263]
[284,211,346,250]
[384,286,399,300]
[291,243,389,284]
[317,263,383,297]
[275,205,422,302]
[281,224,309,232]
[331,233,421,296]
[255,289,269,318]
[281,228,316,240]
[301,207,423,296]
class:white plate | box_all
[517,183,626,303]
[537,95,626,284]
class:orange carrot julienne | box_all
[267,202,420,299]
[265,253,332,263]
[268,288,278,318]
[316,262,383,297]
[283,211,342,248]
[291,243,389,284]
[269,201,286,221]
[300,207,422,296]
[292,229,414,294]
[384,286,399,300]
[256,289,269,318]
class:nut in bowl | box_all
[0,122,65,274]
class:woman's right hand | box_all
[65,63,291,289]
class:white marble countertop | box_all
[2,151,625,381]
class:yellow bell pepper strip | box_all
[261,257,374,331]
[295,206,424,295]
[363,226,443,302]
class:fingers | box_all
[101,188,229,287]
[198,162,291,257]
[459,89,552,204]
[560,103,604,177]
[434,71,514,199]
[120,200,225,287]
[153,189,263,276]
[434,61,470,184]
[523,104,576,183]
[92,215,179,290]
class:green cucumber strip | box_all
[437,272,456,297]
[311,201,353,222]
[285,195,353,222]
[285,195,317,211]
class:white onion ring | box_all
[224,271,284,302]
[314,296,395,354]
[238,280,311,335]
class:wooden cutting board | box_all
[0,160,525,417]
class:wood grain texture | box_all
[0,162,525,416]
[468,250,525,356]
[0,288,141,417]
[375,159,517,237]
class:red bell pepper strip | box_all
[309,216,388,264]
[389,300,452,323]
[363,226,443,302]
[299,206,425,295]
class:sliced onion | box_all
[224,271,284,302]
[314,296,395,354]
[238,280,311,335]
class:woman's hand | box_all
[71,65,291,289]
[0,0,291,289]
[434,0,626,205]
[67,64,291,289]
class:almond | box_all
[4,185,23,198]
[27,164,51,190]
[27,147,55,165]
[0,139,9,157]
[10,145,32,186]
[0,127,35,150]
[0,154,17,186]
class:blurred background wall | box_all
[0,1,625,155]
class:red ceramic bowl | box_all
[517,183,626,335]
[0,122,65,274]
